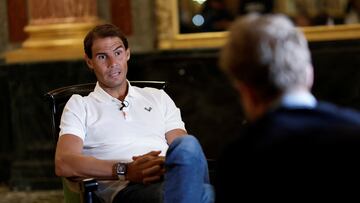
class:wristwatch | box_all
[114,162,128,181]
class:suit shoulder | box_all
[316,102,360,125]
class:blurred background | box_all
[0,0,360,201]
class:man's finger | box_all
[142,165,162,177]
[132,151,161,160]
[132,156,165,171]
[143,175,162,184]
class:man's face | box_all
[85,36,130,90]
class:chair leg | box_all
[81,178,99,203]
[84,191,93,203]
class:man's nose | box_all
[108,56,118,67]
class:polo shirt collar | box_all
[92,80,141,103]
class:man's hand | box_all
[126,151,165,184]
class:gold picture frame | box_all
[155,0,360,50]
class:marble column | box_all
[6,0,100,63]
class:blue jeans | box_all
[113,135,214,203]
[164,135,214,203]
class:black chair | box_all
[44,81,167,203]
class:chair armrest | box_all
[63,177,99,203]
[81,178,99,203]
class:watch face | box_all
[116,163,127,175]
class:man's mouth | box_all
[109,70,121,77]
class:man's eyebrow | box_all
[113,45,124,51]
[95,52,107,57]
[94,45,124,56]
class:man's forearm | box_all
[55,152,117,179]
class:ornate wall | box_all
[1,0,360,191]
[0,0,8,56]
[1,39,360,189]
[1,0,157,64]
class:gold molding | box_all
[22,22,97,48]
[156,0,360,50]
[5,46,84,64]
[301,24,360,41]
[5,21,99,64]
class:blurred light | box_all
[192,14,204,26]
[193,0,207,4]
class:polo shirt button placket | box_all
[121,100,130,121]
[122,110,127,120]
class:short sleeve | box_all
[59,94,87,140]
[160,90,186,133]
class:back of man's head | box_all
[220,14,313,99]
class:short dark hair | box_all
[84,23,129,59]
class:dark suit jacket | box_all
[215,102,360,202]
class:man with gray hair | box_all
[215,14,360,202]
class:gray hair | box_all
[220,14,312,99]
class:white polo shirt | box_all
[59,81,186,202]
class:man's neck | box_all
[100,82,128,101]
[246,96,279,122]
[274,89,316,109]
[247,88,315,122]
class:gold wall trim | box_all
[23,22,98,48]
[302,24,360,41]
[156,0,360,50]
[5,46,84,64]
[5,21,99,64]
[158,32,228,49]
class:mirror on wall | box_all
[156,0,360,49]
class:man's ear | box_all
[126,49,131,61]
[84,54,93,70]
[305,64,314,90]
[233,81,250,100]
[234,81,261,107]
[235,81,263,121]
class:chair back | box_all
[44,81,167,143]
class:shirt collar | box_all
[276,90,317,109]
[92,80,141,103]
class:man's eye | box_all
[97,55,106,60]
[115,51,121,56]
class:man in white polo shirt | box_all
[54,24,214,203]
